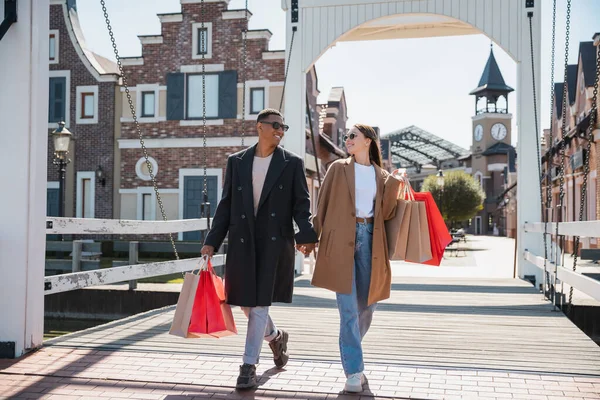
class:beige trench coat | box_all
[311,157,402,305]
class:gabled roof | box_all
[328,87,345,104]
[381,125,469,169]
[567,64,577,105]
[579,41,596,87]
[482,142,516,172]
[469,47,514,96]
[554,82,564,117]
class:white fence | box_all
[44,217,222,295]
[523,220,600,303]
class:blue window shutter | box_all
[48,77,66,123]
[166,73,185,120]
[218,70,238,119]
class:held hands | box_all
[295,242,317,256]
[201,245,215,258]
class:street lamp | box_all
[51,122,72,239]
[437,169,445,220]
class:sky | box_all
[76,0,600,150]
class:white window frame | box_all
[136,187,156,221]
[76,171,95,219]
[76,85,99,124]
[49,29,59,64]
[135,156,159,181]
[178,168,222,240]
[191,22,213,60]
[48,70,71,129]
[242,80,270,120]
[135,84,161,122]
[186,73,219,119]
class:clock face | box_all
[491,123,507,141]
[474,125,483,142]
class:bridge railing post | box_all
[72,240,83,273]
[129,241,139,291]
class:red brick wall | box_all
[120,1,285,190]
[49,4,117,220]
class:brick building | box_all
[305,66,347,215]
[542,37,599,252]
[47,0,120,223]
[116,1,286,240]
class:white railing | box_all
[523,220,600,237]
[46,217,208,235]
[44,217,221,295]
[523,250,600,302]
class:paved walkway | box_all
[2,235,600,399]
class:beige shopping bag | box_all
[405,200,433,263]
[385,199,411,260]
[169,257,207,338]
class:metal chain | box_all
[569,42,600,310]
[240,0,249,147]
[279,27,296,111]
[543,0,557,297]
[100,0,179,260]
[201,0,208,205]
[555,0,571,295]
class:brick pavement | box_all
[1,346,599,400]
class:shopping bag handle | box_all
[192,255,210,275]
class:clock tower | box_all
[468,45,515,236]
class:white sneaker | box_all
[344,372,365,393]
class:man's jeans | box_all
[241,306,278,365]
[336,222,377,376]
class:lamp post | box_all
[437,169,445,222]
[51,121,72,240]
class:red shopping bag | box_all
[412,191,452,266]
[188,260,237,338]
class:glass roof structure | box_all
[381,125,469,170]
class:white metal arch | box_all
[300,1,523,70]
[282,0,542,281]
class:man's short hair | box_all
[257,108,282,123]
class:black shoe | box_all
[268,329,289,369]
[236,363,257,390]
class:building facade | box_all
[543,38,599,252]
[116,1,285,240]
[47,0,120,223]
[305,66,348,216]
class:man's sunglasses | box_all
[343,133,358,141]
[260,121,290,132]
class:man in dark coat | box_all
[201,108,317,390]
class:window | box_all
[191,22,213,59]
[187,74,219,118]
[135,157,159,181]
[197,28,208,55]
[81,93,94,119]
[49,34,56,62]
[250,88,265,114]
[49,77,66,123]
[76,172,95,219]
[76,85,98,124]
[141,91,155,117]
[142,193,153,220]
[49,30,59,64]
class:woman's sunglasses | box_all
[343,133,358,141]
[260,121,290,132]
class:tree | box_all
[421,170,485,227]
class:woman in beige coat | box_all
[309,124,402,393]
